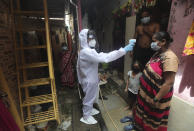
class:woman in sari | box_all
[133,31,179,131]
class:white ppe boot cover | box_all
[80,116,98,125]
[91,108,100,116]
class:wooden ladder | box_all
[10,0,60,126]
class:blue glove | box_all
[129,39,136,44]
[124,39,136,52]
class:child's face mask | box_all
[132,66,140,73]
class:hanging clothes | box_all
[183,21,194,56]
[0,99,20,131]
[67,31,73,52]
[60,50,75,88]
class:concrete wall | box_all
[168,96,194,131]
[124,16,136,81]
[168,0,194,104]
[167,0,194,130]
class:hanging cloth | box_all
[183,21,194,56]
[0,99,20,131]
[60,50,75,88]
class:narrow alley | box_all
[0,0,194,131]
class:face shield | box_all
[87,30,99,50]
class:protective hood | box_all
[79,29,89,50]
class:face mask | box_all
[89,39,96,48]
[141,16,150,24]
[151,42,161,51]
[132,66,140,73]
[61,46,68,51]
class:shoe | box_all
[120,116,133,123]
[80,116,97,125]
[124,124,134,131]
[91,108,100,116]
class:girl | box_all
[125,61,142,109]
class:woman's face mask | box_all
[141,16,150,24]
[151,41,161,51]
[89,39,96,48]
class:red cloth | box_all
[0,99,20,131]
[60,51,75,87]
[67,33,72,52]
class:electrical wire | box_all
[99,88,119,131]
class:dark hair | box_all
[141,8,151,15]
[154,31,173,46]
[132,60,143,71]
[87,30,96,39]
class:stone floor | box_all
[43,68,107,131]
[45,86,107,131]
[98,79,134,131]
[44,71,194,131]
[44,71,133,131]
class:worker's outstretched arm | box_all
[80,41,135,63]
[81,48,126,63]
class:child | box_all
[125,61,142,109]
[120,61,142,129]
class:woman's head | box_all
[151,31,173,51]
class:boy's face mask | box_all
[141,16,151,24]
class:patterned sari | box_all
[60,50,75,87]
[133,50,179,131]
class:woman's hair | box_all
[154,31,173,46]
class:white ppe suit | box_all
[77,29,127,119]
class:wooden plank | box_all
[19,62,48,69]
[24,109,55,126]
[15,0,32,120]
[10,0,24,126]
[15,28,45,32]
[14,11,44,16]
[22,94,53,107]
[43,0,60,124]
[20,78,50,88]
[16,45,46,50]
[0,67,24,131]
